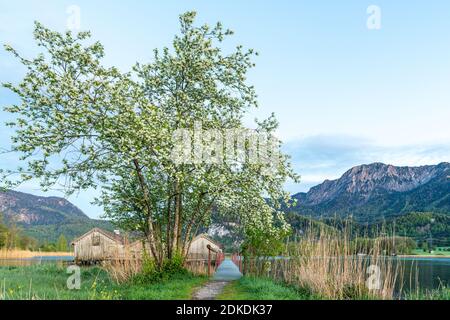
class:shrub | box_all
[132,253,188,284]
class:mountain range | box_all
[289,162,450,222]
[1,162,449,243]
[0,190,112,243]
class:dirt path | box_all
[192,259,242,300]
[192,281,229,300]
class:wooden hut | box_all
[71,228,125,263]
[72,228,222,263]
[187,233,222,260]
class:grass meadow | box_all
[217,277,317,300]
[0,264,208,300]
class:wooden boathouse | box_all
[71,228,222,264]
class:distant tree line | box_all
[0,213,69,251]
[285,211,450,251]
[351,236,416,255]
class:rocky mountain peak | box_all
[296,162,450,207]
[0,190,89,225]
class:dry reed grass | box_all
[184,259,210,275]
[0,249,73,259]
[102,245,212,283]
[101,244,142,283]
[246,224,404,300]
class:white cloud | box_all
[283,134,450,193]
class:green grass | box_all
[0,264,208,300]
[217,277,450,301]
[406,286,450,300]
[410,248,450,256]
[216,276,317,300]
[118,274,207,300]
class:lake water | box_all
[399,257,450,292]
[0,256,448,293]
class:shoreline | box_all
[398,254,450,259]
[0,250,73,260]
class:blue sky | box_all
[1,1,450,218]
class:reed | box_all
[0,249,73,259]
[245,222,403,300]
[101,245,142,284]
[184,259,209,275]
[103,246,213,283]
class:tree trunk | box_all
[166,182,172,259]
[172,180,181,255]
[132,159,160,265]
[176,191,183,251]
[182,192,205,255]
[183,199,215,260]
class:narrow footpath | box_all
[192,259,242,300]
